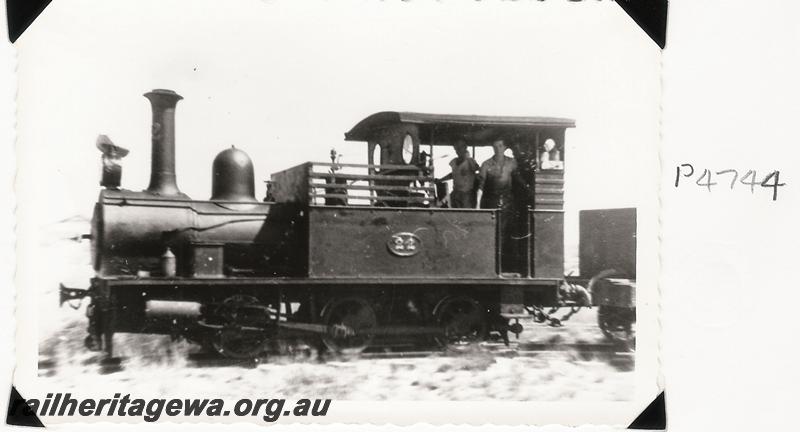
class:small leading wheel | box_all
[597,305,636,351]
[321,297,377,355]
[211,295,270,360]
[433,296,487,352]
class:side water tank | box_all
[211,146,257,202]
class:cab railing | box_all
[269,161,436,206]
[310,162,435,206]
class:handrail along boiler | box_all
[60,89,637,360]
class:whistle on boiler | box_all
[96,134,129,189]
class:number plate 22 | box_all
[387,232,422,257]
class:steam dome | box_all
[210,146,257,202]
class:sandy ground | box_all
[32,218,634,401]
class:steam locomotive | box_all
[59,89,636,360]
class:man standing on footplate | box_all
[477,138,521,272]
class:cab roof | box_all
[344,111,575,144]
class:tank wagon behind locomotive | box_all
[60,89,635,361]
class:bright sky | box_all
[14,0,661,247]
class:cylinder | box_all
[144,300,202,319]
[210,146,257,202]
[144,89,184,196]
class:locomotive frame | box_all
[60,89,636,361]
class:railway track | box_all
[173,343,634,375]
[39,342,635,376]
[39,341,634,376]
[40,318,634,375]
[151,340,631,370]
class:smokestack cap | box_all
[211,146,258,202]
[144,89,183,102]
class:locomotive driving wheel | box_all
[597,305,636,351]
[433,296,487,352]
[321,297,377,355]
[211,295,271,360]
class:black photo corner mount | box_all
[6,0,52,43]
[628,391,666,430]
[6,386,45,427]
[615,0,668,49]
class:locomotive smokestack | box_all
[144,89,184,196]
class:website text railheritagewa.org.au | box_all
[10,393,332,423]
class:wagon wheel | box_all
[321,297,377,355]
[211,295,270,359]
[433,296,487,352]
[597,305,636,351]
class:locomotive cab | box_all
[266,112,576,279]
[340,111,575,278]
